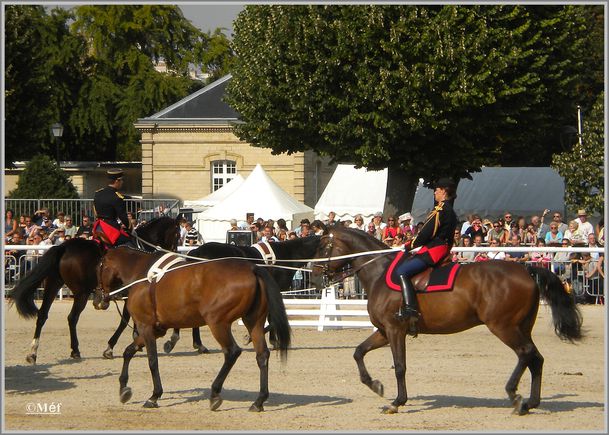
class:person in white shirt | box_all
[487,239,506,260]
[575,209,595,240]
[349,214,366,231]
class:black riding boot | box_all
[396,275,420,337]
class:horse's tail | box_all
[9,244,67,318]
[527,265,583,342]
[254,266,291,362]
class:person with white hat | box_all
[93,169,132,248]
[575,209,594,240]
[399,212,415,235]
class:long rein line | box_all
[110,233,405,298]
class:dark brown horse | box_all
[312,226,583,415]
[96,247,291,411]
[8,216,181,363]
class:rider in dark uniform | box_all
[394,177,458,335]
[93,169,132,248]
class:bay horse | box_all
[96,247,291,410]
[312,226,583,415]
[158,235,321,352]
[8,216,181,363]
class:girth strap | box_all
[251,241,277,265]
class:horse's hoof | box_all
[103,349,114,359]
[210,396,223,411]
[120,387,132,404]
[381,404,399,414]
[249,403,264,412]
[71,351,81,359]
[371,380,384,397]
[143,400,159,408]
[163,341,174,354]
[512,395,529,415]
[26,354,36,364]
[196,345,209,354]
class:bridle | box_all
[316,232,393,287]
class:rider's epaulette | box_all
[115,191,125,199]
[95,188,104,193]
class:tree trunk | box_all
[382,167,419,219]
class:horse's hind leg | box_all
[488,324,544,415]
[67,290,90,359]
[162,329,180,354]
[26,276,62,364]
[207,323,242,411]
[105,304,131,359]
[354,329,389,398]
[243,318,270,412]
[192,328,209,354]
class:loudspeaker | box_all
[226,230,255,246]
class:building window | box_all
[211,160,237,192]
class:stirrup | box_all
[395,305,419,321]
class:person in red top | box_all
[92,169,132,248]
[394,178,458,334]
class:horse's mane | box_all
[329,226,388,250]
[134,215,177,234]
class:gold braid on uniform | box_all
[412,202,444,246]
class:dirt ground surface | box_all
[3,300,606,432]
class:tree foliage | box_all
[227,5,602,214]
[5,5,235,165]
[552,92,604,215]
[9,155,80,199]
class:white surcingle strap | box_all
[251,241,277,265]
[147,252,186,283]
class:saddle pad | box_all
[386,251,461,293]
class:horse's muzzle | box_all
[92,288,110,310]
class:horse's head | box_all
[93,247,132,310]
[134,216,180,252]
[311,226,389,290]
[311,228,354,289]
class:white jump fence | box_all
[4,245,605,330]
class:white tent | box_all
[314,164,387,222]
[315,165,566,225]
[196,164,314,242]
[182,174,244,212]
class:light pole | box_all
[50,122,64,163]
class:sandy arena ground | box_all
[3,299,606,432]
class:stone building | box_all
[134,74,336,207]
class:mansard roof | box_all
[137,74,239,125]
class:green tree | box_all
[5,5,231,165]
[552,92,604,215]
[9,154,79,199]
[227,5,601,215]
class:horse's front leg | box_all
[141,325,163,408]
[105,302,131,359]
[383,325,408,414]
[353,329,389,398]
[118,328,146,405]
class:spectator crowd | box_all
[5,206,605,303]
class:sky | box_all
[178,3,244,35]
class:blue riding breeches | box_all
[393,255,428,278]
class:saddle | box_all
[386,251,461,293]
